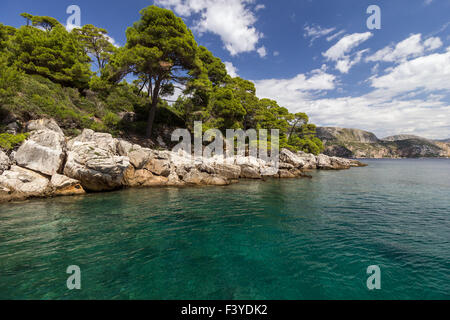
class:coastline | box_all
[0,119,367,204]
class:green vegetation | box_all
[0,5,324,154]
[0,132,29,150]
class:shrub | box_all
[0,132,29,150]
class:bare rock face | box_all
[0,150,11,174]
[296,151,317,169]
[144,158,171,177]
[64,140,130,192]
[26,118,64,135]
[316,154,366,170]
[0,165,50,196]
[280,149,306,168]
[316,154,332,169]
[213,163,241,179]
[67,129,118,154]
[260,166,279,178]
[123,166,168,187]
[14,130,66,176]
[50,174,85,196]
[183,169,229,186]
[240,165,262,179]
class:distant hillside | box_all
[317,127,379,143]
[317,127,450,158]
[382,135,432,142]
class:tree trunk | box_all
[145,80,161,138]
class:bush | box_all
[0,132,29,150]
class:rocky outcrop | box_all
[26,118,64,135]
[50,174,85,196]
[14,129,66,176]
[64,134,130,191]
[0,119,367,203]
[0,166,50,197]
[317,126,450,158]
[0,150,10,175]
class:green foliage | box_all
[119,5,202,137]
[0,55,23,103]
[72,24,117,72]
[11,14,92,89]
[0,132,29,150]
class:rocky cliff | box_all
[0,119,366,203]
[317,127,450,158]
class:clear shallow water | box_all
[0,159,449,300]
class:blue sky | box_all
[1,0,449,139]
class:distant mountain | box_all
[436,138,450,143]
[382,134,432,142]
[316,127,450,158]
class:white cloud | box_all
[335,49,369,74]
[424,0,433,5]
[253,50,450,139]
[323,32,372,61]
[257,46,267,58]
[424,37,443,51]
[304,24,336,46]
[224,61,239,78]
[253,68,337,106]
[155,0,264,56]
[326,30,346,42]
[371,50,450,95]
[273,51,280,57]
[323,32,372,73]
[255,4,265,11]
[366,34,442,63]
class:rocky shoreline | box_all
[0,119,367,203]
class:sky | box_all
[1,0,449,139]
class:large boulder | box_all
[14,130,66,176]
[280,149,306,168]
[0,150,10,174]
[50,174,85,196]
[213,163,241,179]
[64,141,130,191]
[26,118,64,135]
[123,166,168,187]
[182,169,229,186]
[260,166,279,178]
[240,165,261,179]
[67,129,118,154]
[144,158,171,177]
[296,151,317,169]
[0,165,50,196]
[316,154,332,169]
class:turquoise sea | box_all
[0,159,449,299]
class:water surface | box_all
[0,159,449,299]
